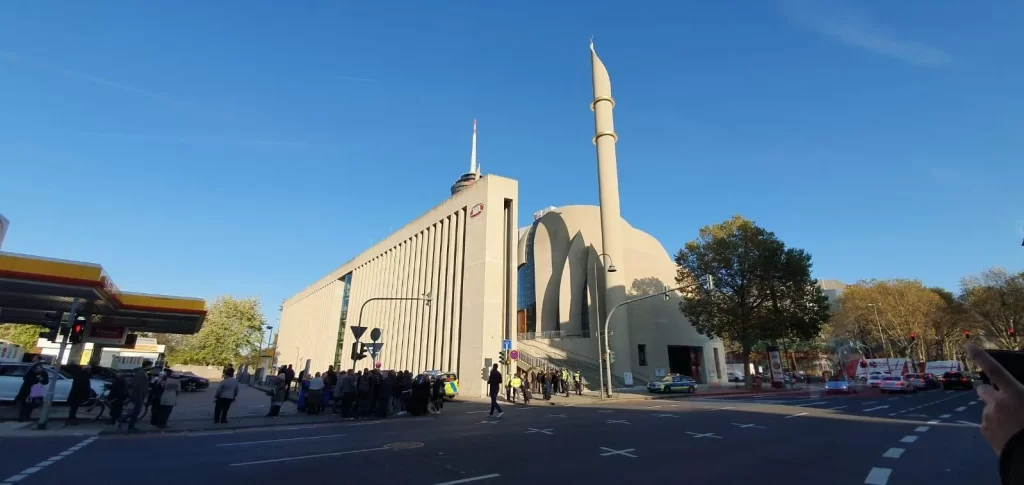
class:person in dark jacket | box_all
[487,364,503,418]
[15,361,48,422]
[67,365,93,423]
[107,372,128,424]
[968,344,1024,485]
[117,360,152,431]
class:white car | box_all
[866,372,889,387]
[879,375,917,394]
[0,363,106,403]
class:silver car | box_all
[879,375,917,394]
[825,375,857,394]
[0,363,106,403]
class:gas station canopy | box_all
[0,251,206,335]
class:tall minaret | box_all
[590,41,629,382]
[450,119,482,195]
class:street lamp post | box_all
[602,276,712,398]
[351,293,432,370]
[592,253,617,400]
[867,303,894,374]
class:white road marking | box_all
[218,433,348,447]
[430,474,501,485]
[927,420,940,424]
[969,400,979,405]
[863,406,889,412]
[526,428,554,435]
[654,413,678,418]
[731,423,766,428]
[547,414,567,418]
[230,446,390,466]
[915,426,930,432]
[796,401,827,407]
[865,467,892,485]
[599,447,637,458]
[597,410,614,413]
[648,405,663,409]
[718,406,736,410]
[900,435,919,443]
[686,432,722,439]
[946,390,953,394]
[466,411,488,414]
[955,406,966,412]
[606,420,630,424]
[785,412,808,419]
[883,448,905,459]
[940,414,952,418]
[957,420,981,427]
[1,436,96,484]
[888,397,898,401]
[828,405,847,410]
[863,401,877,405]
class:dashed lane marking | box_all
[940,414,952,418]
[955,406,967,412]
[915,426,930,432]
[865,467,892,485]
[784,412,808,419]
[795,401,827,407]
[731,423,766,428]
[1,436,98,484]
[605,420,630,424]
[685,432,722,439]
[969,400,979,405]
[828,405,847,410]
[431,474,501,485]
[217,433,348,447]
[900,435,919,443]
[883,448,905,459]
[863,406,889,412]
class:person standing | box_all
[284,365,295,400]
[107,372,128,424]
[67,365,92,423]
[510,374,522,403]
[487,364,504,418]
[267,366,287,417]
[154,370,181,428]
[118,360,152,431]
[214,367,239,424]
[15,361,48,422]
[574,370,583,396]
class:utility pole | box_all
[592,252,616,399]
[38,300,78,430]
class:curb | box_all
[622,389,816,401]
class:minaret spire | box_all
[470,119,478,174]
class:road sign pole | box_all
[38,299,77,430]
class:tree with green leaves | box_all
[160,295,266,366]
[0,323,43,350]
[674,215,830,387]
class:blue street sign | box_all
[502,339,512,351]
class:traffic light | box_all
[609,351,616,364]
[498,350,508,366]
[39,312,62,342]
[350,342,368,362]
[1010,328,1016,338]
[69,321,86,344]
[963,330,971,339]
[909,332,916,342]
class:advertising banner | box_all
[766,345,785,386]
[85,325,128,345]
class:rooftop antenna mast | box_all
[470,119,479,175]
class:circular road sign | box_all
[509,349,519,361]
[370,328,382,341]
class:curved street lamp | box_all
[592,253,616,399]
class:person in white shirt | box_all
[307,372,325,414]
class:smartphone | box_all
[981,350,1024,388]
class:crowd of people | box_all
[504,367,584,403]
[264,365,449,420]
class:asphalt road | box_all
[0,387,997,485]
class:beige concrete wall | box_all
[519,205,726,385]
[278,175,518,397]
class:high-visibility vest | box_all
[574,372,581,381]
[511,377,522,388]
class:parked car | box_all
[647,375,697,394]
[880,375,917,394]
[177,372,210,392]
[824,375,858,394]
[941,372,974,390]
[727,372,744,383]
[0,363,107,404]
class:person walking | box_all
[340,370,357,419]
[117,360,152,431]
[562,369,571,397]
[67,365,92,423]
[214,367,239,424]
[487,364,504,418]
[107,371,128,424]
[154,370,180,428]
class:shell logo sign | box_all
[470,203,484,218]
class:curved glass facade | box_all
[517,220,540,334]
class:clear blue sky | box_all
[2,1,1022,331]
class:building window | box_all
[638,344,647,367]
[713,347,722,379]
[580,281,590,334]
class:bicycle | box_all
[84,384,111,420]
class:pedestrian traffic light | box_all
[69,321,86,344]
[963,330,971,339]
[1010,328,1016,337]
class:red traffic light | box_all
[1010,328,1017,337]
[963,330,971,338]
[909,332,917,340]
[72,324,83,333]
